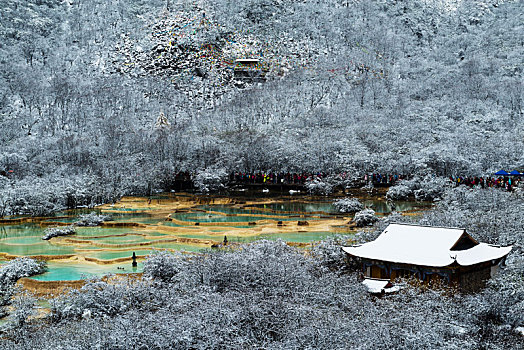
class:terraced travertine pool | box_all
[0,193,432,281]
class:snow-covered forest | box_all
[0,187,523,348]
[0,0,523,348]
[1,0,523,209]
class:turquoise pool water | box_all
[0,194,431,281]
[31,261,144,281]
[247,202,337,214]
[170,211,317,223]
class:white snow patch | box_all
[516,327,524,337]
[362,278,401,294]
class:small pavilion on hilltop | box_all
[343,223,512,293]
[233,58,267,82]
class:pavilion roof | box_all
[343,223,512,267]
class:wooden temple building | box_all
[343,223,512,293]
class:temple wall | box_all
[361,258,496,293]
[459,264,491,293]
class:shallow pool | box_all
[0,193,431,280]
[31,261,143,281]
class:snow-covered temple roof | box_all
[343,223,512,267]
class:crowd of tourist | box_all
[450,175,522,191]
[228,172,522,191]
[174,171,522,191]
[364,173,407,186]
[229,172,319,185]
[227,172,406,186]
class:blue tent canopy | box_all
[509,170,523,176]
[494,170,509,175]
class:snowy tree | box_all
[192,167,228,193]
[333,197,364,213]
[353,208,378,227]
[75,212,112,227]
[42,226,76,240]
